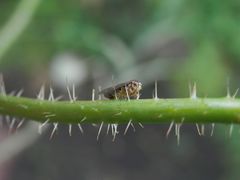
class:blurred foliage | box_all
[174,40,230,96]
[0,0,159,69]
[0,0,240,78]
[0,0,240,72]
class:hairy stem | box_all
[0,95,240,124]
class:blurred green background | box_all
[1,0,240,179]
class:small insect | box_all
[99,80,142,100]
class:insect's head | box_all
[130,80,142,91]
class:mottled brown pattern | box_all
[99,80,142,100]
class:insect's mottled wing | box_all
[114,81,129,89]
[99,82,128,99]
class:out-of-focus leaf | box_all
[173,40,230,97]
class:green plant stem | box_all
[1,95,240,124]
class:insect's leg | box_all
[136,93,140,99]
[114,88,118,100]
[125,84,130,101]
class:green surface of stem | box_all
[0,95,240,124]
